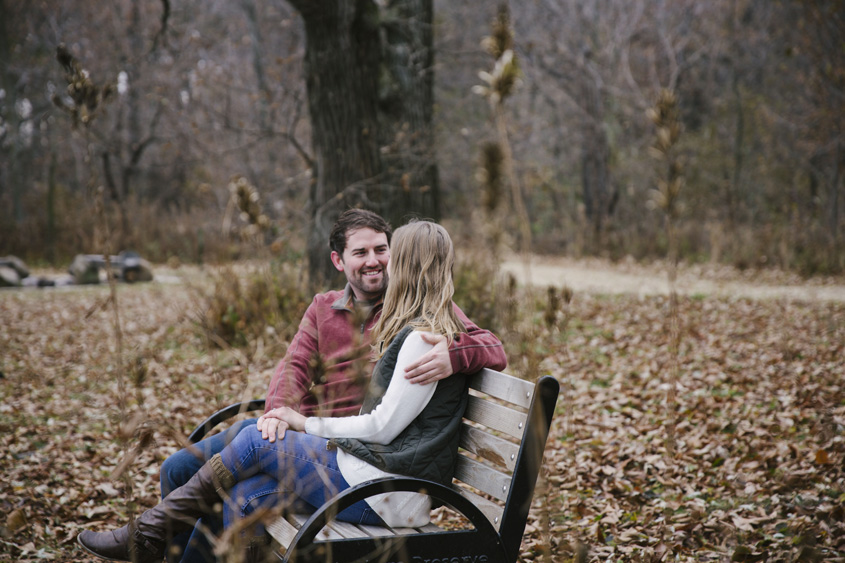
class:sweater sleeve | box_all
[304,331,436,444]
[264,300,319,413]
[448,303,507,374]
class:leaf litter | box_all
[0,278,843,561]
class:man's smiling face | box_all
[330,227,390,301]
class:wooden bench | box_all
[189,370,560,563]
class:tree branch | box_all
[150,0,170,52]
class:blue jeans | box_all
[219,426,383,538]
[160,418,258,563]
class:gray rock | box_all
[0,256,29,279]
[55,274,76,287]
[69,254,101,284]
[117,250,153,282]
[22,276,55,288]
[0,266,21,287]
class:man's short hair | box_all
[329,209,393,254]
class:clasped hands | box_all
[256,407,306,443]
[256,333,452,443]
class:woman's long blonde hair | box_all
[372,220,466,357]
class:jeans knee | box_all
[230,425,261,448]
[164,420,259,497]
[160,448,203,497]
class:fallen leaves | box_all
[6,508,28,535]
[1,275,843,561]
[520,292,845,561]
[0,281,276,561]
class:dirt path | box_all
[15,258,845,303]
[501,255,845,302]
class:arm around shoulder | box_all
[449,303,507,373]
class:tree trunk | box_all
[831,139,842,248]
[47,149,57,264]
[241,0,272,134]
[378,0,440,227]
[295,1,382,286]
[289,0,439,287]
[580,77,610,244]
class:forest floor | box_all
[1,259,843,562]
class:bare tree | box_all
[513,0,721,250]
[514,0,630,246]
[784,0,845,251]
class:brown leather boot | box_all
[78,454,235,562]
[76,524,163,563]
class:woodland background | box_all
[1,0,843,277]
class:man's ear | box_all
[330,251,345,272]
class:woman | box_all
[78,221,469,562]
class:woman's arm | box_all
[259,332,436,443]
[304,331,437,444]
[448,303,507,373]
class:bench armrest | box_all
[286,477,504,561]
[188,399,266,444]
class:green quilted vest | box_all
[332,326,468,487]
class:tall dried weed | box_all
[649,89,685,457]
[192,261,309,354]
[192,177,309,356]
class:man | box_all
[162,209,506,562]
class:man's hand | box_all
[257,407,306,443]
[404,332,454,385]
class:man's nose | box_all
[364,251,379,266]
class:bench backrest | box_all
[452,370,560,562]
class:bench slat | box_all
[355,523,386,537]
[356,523,420,537]
[451,485,505,531]
[454,455,512,502]
[460,423,519,472]
[269,514,442,548]
[468,369,534,409]
[416,523,442,533]
[465,395,528,439]
[269,490,506,554]
[324,520,369,539]
[293,514,345,541]
[329,519,429,539]
[266,516,299,552]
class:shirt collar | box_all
[331,283,384,312]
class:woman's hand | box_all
[256,407,306,443]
